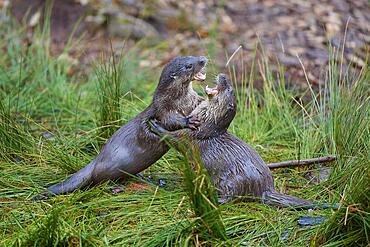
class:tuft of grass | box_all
[313,156,369,247]
[310,47,369,246]
[21,205,74,246]
[0,100,35,163]
[94,47,126,145]
[144,132,228,245]
[178,143,228,242]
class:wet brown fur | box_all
[152,74,315,207]
[34,56,207,198]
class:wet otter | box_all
[34,56,208,199]
[150,74,318,208]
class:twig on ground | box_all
[267,155,337,169]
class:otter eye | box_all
[185,64,193,70]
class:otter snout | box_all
[193,57,208,81]
[198,57,208,67]
[216,73,231,90]
[216,73,227,83]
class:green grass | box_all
[0,11,369,247]
[178,144,228,242]
[94,47,126,146]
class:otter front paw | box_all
[186,115,201,130]
[148,119,168,136]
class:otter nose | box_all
[198,57,208,67]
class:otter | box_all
[34,56,208,199]
[150,74,321,208]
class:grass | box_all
[0,10,369,247]
[94,47,126,145]
[177,144,228,242]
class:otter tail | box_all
[263,191,338,210]
[32,161,95,200]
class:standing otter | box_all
[34,56,208,198]
[150,74,318,208]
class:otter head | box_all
[204,74,236,129]
[155,56,207,97]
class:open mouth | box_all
[193,67,206,81]
[204,74,228,97]
[205,85,219,96]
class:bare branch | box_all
[267,155,337,169]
